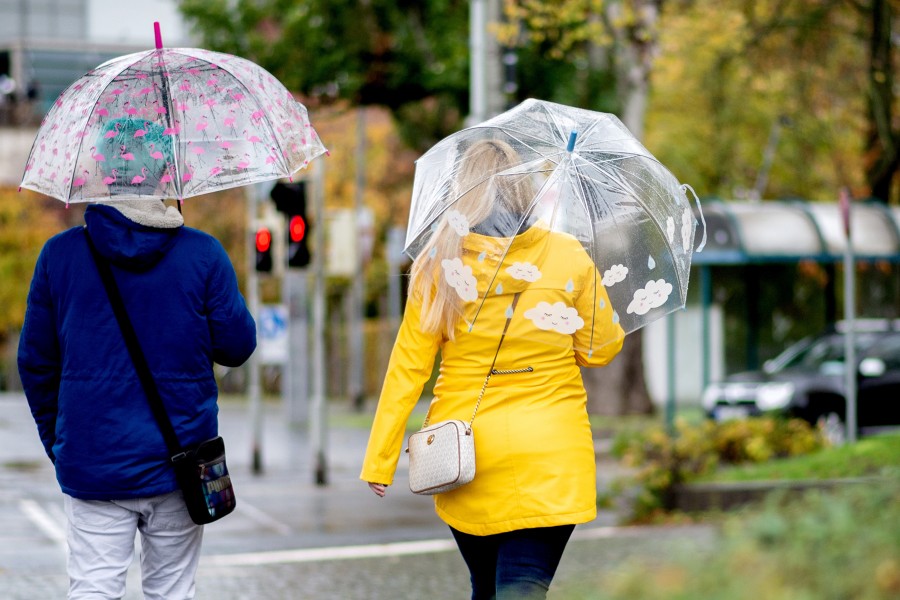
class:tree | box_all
[859,0,900,202]
[645,0,884,203]
[180,0,472,152]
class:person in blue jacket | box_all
[17,196,257,600]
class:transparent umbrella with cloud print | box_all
[20,22,327,205]
[404,98,707,356]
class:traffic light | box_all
[255,225,273,273]
[288,214,310,268]
[271,181,311,269]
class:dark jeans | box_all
[450,524,575,600]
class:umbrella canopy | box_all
[405,98,706,354]
[20,26,326,204]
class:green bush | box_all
[576,478,900,599]
[615,417,825,521]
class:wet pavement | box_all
[0,393,717,599]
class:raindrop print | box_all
[496,283,504,294]
[428,247,437,258]
[565,279,574,292]
[478,251,486,262]
[648,255,656,269]
[505,305,514,318]
[599,298,606,309]
[612,311,620,324]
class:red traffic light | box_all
[255,227,272,253]
[289,215,307,243]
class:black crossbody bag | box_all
[85,229,236,525]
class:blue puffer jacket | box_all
[18,204,257,500]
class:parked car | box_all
[702,320,900,444]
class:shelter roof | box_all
[693,200,900,264]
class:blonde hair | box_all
[410,139,534,338]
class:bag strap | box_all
[422,292,530,431]
[83,228,187,462]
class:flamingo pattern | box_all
[20,42,327,204]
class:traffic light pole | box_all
[349,108,367,411]
[245,184,264,474]
[283,267,309,426]
[310,159,328,485]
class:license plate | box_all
[715,406,749,421]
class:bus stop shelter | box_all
[690,199,900,390]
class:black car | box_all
[701,320,900,444]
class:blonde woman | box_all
[362,139,624,599]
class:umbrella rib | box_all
[564,161,601,351]
[578,157,688,304]
[67,53,152,203]
[155,49,184,200]
[536,102,569,148]
[576,118,603,141]
[464,123,563,163]
[205,52,294,177]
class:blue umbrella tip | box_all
[567,131,578,152]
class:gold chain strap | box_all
[422,292,528,431]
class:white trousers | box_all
[64,491,203,600]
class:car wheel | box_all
[817,412,847,446]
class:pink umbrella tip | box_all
[154,22,163,49]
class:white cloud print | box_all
[524,301,585,334]
[441,257,478,301]
[627,279,673,315]
[446,209,470,236]
[506,262,542,282]
[602,264,628,287]
[681,207,693,252]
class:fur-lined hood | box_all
[84,201,184,272]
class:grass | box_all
[701,431,900,483]
[565,476,900,600]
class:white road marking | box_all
[202,538,457,568]
[236,499,294,536]
[19,499,66,547]
[201,526,637,568]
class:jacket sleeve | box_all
[360,295,441,486]
[17,245,61,462]
[206,241,257,367]
[573,263,624,367]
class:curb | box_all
[671,476,884,512]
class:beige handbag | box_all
[406,293,528,496]
[407,419,475,495]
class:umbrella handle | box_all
[682,184,707,252]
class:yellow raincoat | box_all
[361,224,624,536]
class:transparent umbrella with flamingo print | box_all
[20,23,327,205]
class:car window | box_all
[773,332,884,372]
[863,334,900,370]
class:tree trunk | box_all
[582,333,653,415]
[864,0,898,203]
[584,0,661,415]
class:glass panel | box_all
[806,203,900,256]
[728,203,822,256]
